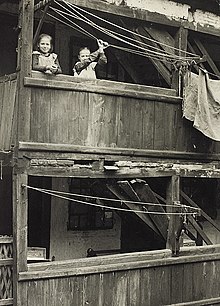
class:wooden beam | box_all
[24,76,180,102]
[166,175,181,256]
[183,223,197,242]
[34,0,52,11]
[18,142,220,161]
[144,26,175,57]
[29,70,178,96]
[193,38,220,77]
[180,190,220,233]
[187,41,205,72]
[135,26,171,86]
[107,183,161,236]
[59,0,220,38]
[13,172,28,305]
[187,215,212,245]
[171,26,188,95]
[18,249,220,281]
[63,0,181,28]
[16,0,34,144]
[128,180,169,240]
[33,3,50,46]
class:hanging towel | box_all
[183,70,220,141]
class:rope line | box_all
[61,0,200,59]
[46,12,94,39]
[47,11,173,63]
[49,7,97,39]
[199,67,220,79]
[24,185,200,216]
[52,3,177,61]
[52,0,200,63]
[49,7,175,63]
[40,186,199,211]
[53,1,181,61]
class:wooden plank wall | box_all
[0,76,17,151]
[17,248,220,306]
[29,86,216,153]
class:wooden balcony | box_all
[1,71,219,155]
[17,245,220,306]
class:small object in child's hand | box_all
[103,41,109,48]
[45,69,52,75]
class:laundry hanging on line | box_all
[183,69,220,141]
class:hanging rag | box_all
[183,69,220,141]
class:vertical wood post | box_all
[13,2,34,304]
[166,175,182,256]
[13,171,28,305]
[16,0,34,143]
[171,26,188,96]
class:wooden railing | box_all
[23,71,219,154]
[17,245,220,306]
[0,236,13,305]
[0,71,219,154]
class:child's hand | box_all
[102,41,109,49]
[50,64,58,74]
[45,65,57,74]
[97,39,109,52]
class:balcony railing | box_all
[1,71,219,154]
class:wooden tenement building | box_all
[1,0,220,305]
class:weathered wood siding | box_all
[18,246,220,306]
[0,74,17,151]
[25,73,219,154]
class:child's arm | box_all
[32,51,47,72]
[74,60,92,75]
[73,40,108,75]
[53,56,62,74]
[96,39,108,66]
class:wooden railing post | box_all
[171,26,188,96]
[16,0,34,144]
[166,175,182,256]
[13,171,28,306]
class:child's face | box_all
[38,37,51,54]
[78,48,90,63]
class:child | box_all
[32,33,62,75]
[73,39,108,79]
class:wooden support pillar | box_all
[171,26,188,96]
[13,171,28,306]
[16,0,34,143]
[166,175,182,256]
[33,3,50,47]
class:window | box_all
[68,179,114,231]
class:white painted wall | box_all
[105,0,220,30]
[49,178,121,260]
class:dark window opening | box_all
[68,178,114,231]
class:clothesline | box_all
[62,0,199,60]
[53,1,181,60]
[24,185,201,216]
[46,0,200,64]
[51,5,181,62]
[47,10,177,63]
[50,6,177,62]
